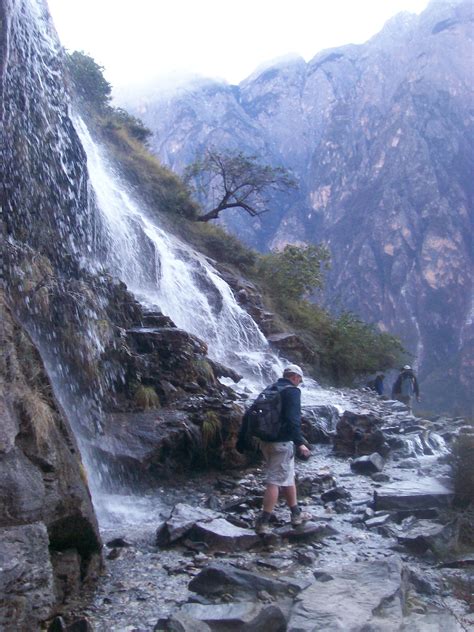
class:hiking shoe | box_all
[255,517,272,535]
[291,510,312,527]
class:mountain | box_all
[125,0,474,414]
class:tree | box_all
[185,149,297,222]
[66,51,112,113]
[259,244,331,303]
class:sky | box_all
[47,0,431,92]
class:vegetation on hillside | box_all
[65,50,406,386]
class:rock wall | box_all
[0,294,102,630]
[132,0,474,414]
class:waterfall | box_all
[76,118,342,406]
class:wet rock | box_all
[334,410,389,456]
[288,558,405,631]
[267,332,315,364]
[399,612,463,631]
[374,478,454,512]
[106,537,131,548]
[179,602,287,631]
[96,412,203,483]
[350,452,384,474]
[207,358,242,383]
[365,513,391,528]
[189,563,305,599]
[392,519,459,558]
[155,612,212,631]
[301,405,339,443]
[274,521,338,542]
[48,617,67,632]
[321,486,351,503]
[371,472,391,483]
[188,519,260,551]
[256,556,293,571]
[67,619,94,632]
[156,504,220,546]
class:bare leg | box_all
[281,484,297,508]
[263,484,280,513]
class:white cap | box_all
[283,363,304,378]
[403,365,411,370]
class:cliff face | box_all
[130,0,474,413]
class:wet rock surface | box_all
[63,391,472,631]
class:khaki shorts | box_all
[260,441,295,487]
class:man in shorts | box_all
[254,364,311,534]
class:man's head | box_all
[283,364,303,385]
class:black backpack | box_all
[244,383,292,442]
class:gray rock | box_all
[155,612,212,631]
[188,518,260,551]
[189,563,305,599]
[374,478,454,512]
[274,521,338,542]
[179,602,287,631]
[351,452,385,474]
[393,519,459,558]
[400,612,464,631]
[365,513,391,528]
[156,503,220,546]
[288,558,405,631]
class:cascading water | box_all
[77,117,345,407]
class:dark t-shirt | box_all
[274,378,304,446]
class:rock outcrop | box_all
[131,0,474,414]
[0,296,102,629]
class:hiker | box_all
[392,365,420,412]
[237,364,311,534]
[374,373,385,396]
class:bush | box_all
[66,51,112,113]
[258,244,330,303]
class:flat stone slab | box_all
[390,519,459,557]
[188,518,260,551]
[274,521,338,542]
[288,558,404,631]
[400,612,464,631]
[156,503,219,546]
[180,602,287,631]
[189,563,306,599]
[374,478,453,511]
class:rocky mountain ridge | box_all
[129,0,474,414]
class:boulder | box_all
[188,518,260,551]
[351,452,385,474]
[391,518,459,558]
[274,521,338,542]
[179,602,287,632]
[267,332,315,364]
[155,612,212,631]
[334,411,389,456]
[189,563,306,599]
[374,478,454,512]
[156,504,220,546]
[288,558,405,631]
[301,405,340,443]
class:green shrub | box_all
[66,51,112,113]
[258,244,330,303]
[133,385,160,410]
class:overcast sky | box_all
[47,0,431,91]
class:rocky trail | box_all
[51,391,473,632]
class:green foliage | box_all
[258,244,330,303]
[201,412,222,452]
[108,108,152,143]
[182,221,257,269]
[66,51,112,112]
[133,385,160,410]
[324,312,405,383]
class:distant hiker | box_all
[374,373,385,396]
[237,364,311,534]
[392,365,420,412]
